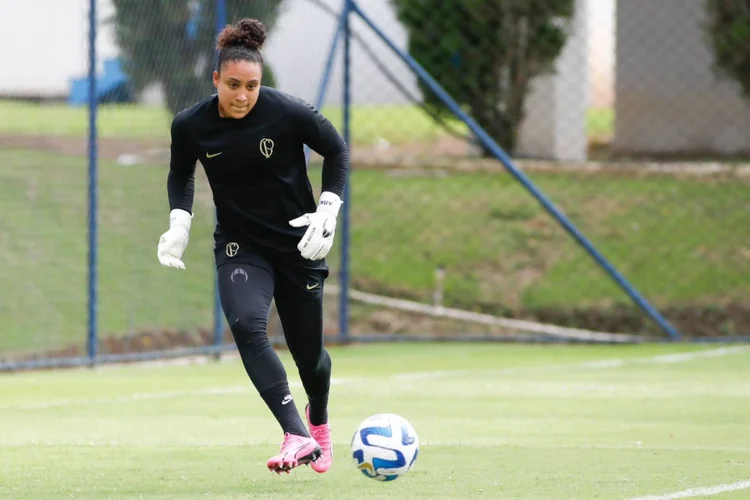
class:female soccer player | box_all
[156,18,348,475]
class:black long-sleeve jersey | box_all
[167,86,350,257]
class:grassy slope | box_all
[1,149,747,353]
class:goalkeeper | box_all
[156,18,348,475]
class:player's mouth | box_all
[231,104,248,112]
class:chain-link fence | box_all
[1,0,748,368]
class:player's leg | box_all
[273,262,333,473]
[216,258,320,473]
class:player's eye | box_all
[228,83,238,89]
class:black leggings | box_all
[216,251,332,432]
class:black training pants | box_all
[214,240,332,412]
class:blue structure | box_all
[68,58,132,105]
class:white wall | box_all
[0,0,119,97]
[614,0,750,155]
[0,0,591,160]
[516,0,589,161]
[265,0,418,106]
[0,0,415,105]
[587,0,615,109]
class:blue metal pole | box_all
[215,0,226,37]
[348,0,682,340]
[305,3,347,164]
[315,8,346,110]
[86,0,99,364]
[339,0,352,342]
[213,0,227,353]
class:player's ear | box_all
[212,70,220,89]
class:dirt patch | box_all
[4,298,748,369]
[0,133,167,162]
[3,133,749,180]
[482,301,750,338]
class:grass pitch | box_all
[1,343,749,499]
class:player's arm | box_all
[300,104,349,199]
[289,101,351,260]
[157,114,197,269]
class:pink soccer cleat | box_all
[306,405,333,473]
[266,433,321,474]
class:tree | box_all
[705,0,750,101]
[110,0,285,116]
[390,0,575,154]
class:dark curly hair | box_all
[216,18,267,72]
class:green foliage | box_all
[705,0,750,101]
[390,0,575,154]
[110,0,284,116]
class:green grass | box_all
[0,100,615,146]
[345,167,750,310]
[587,107,614,140]
[0,100,465,146]
[2,343,750,499]
[0,101,173,139]
[0,149,748,354]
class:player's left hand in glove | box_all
[289,192,342,261]
[157,209,192,270]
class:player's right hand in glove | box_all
[157,209,192,270]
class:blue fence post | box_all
[347,0,681,340]
[213,0,228,356]
[306,3,347,164]
[338,0,353,343]
[86,0,99,365]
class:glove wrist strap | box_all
[169,209,193,232]
[317,191,342,217]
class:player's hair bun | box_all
[216,18,267,51]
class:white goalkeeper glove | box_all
[157,209,192,270]
[289,191,342,261]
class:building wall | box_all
[614,0,750,155]
[0,0,119,97]
[516,0,589,161]
[588,0,615,109]
[1,0,598,160]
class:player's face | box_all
[213,60,262,119]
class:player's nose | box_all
[235,94,248,103]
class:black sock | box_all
[260,381,309,437]
[307,392,329,426]
[303,350,331,426]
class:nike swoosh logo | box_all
[306,283,320,290]
[281,395,293,405]
[206,152,223,158]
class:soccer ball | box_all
[350,413,420,481]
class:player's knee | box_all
[229,313,269,348]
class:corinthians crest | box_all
[260,138,274,158]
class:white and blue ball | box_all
[350,413,419,481]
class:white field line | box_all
[2,385,248,410]
[2,379,345,410]
[2,440,748,454]
[625,480,750,500]
[2,346,748,411]
[393,345,750,381]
